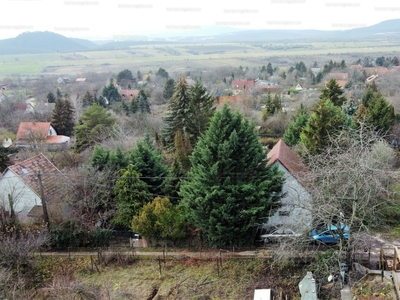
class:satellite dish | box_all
[2,138,12,148]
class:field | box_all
[31,253,309,300]
[0,40,399,78]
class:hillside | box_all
[0,31,98,55]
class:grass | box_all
[30,254,307,299]
[0,40,398,78]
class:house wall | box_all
[0,170,41,221]
[265,162,312,233]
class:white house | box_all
[264,139,312,233]
[14,122,70,149]
[0,153,65,222]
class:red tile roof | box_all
[16,122,51,140]
[327,73,348,80]
[267,139,310,176]
[219,96,238,105]
[231,79,255,89]
[324,80,347,88]
[6,153,65,201]
[120,89,139,101]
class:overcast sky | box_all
[1,0,399,40]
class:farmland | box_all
[0,40,398,78]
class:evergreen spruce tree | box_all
[187,81,216,145]
[366,95,395,133]
[162,77,191,148]
[283,104,309,147]
[96,95,108,108]
[113,165,153,228]
[266,62,273,76]
[82,91,95,107]
[137,90,151,114]
[179,105,284,248]
[129,141,168,197]
[163,78,175,100]
[320,78,346,107]
[300,99,345,154]
[47,92,56,103]
[51,98,75,136]
[90,145,110,171]
[102,82,121,104]
[161,158,185,205]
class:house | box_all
[264,139,312,233]
[295,84,303,91]
[14,122,70,150]
[15,102,34,114]
[35,102,55,115]
[0,153,65,222]
[324,80,347,89]
[366,74,378,83]
[350,64,363,70]
[219,96,238,105]
[75,77,86,82]
[231,79,255,90]
[0,84,8,90]
[311,68,321,76]
[327,72,348,81]
[363,67,388,76]
[120,89,140,101]
[259,85,283,94]
[57,77,70,84]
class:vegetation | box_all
[180,105,284,248]
[3,45,400,298]
[74,104,117,153]
[51,97,75,136]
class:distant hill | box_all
[1,19,399,54]
[196,19,400,42]
[0,31,98,54]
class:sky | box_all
[1,0,399,40]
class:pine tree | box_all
[366,95,395,133]
[90,145,110,171]
[113,164,153,228]
[102,82,121,104]
[162,77,191,148]
[163,78,175,100]
[51,98,75,136]
[161,158,185,205]
[179,105,284,248]
[47,92,56,103]
[283,104,309,147]
[320,78,346,106]
[187,81,216,145]
[266,62,273,76]
[74,104,116,153]
[300,99,345,154]
[82,91,95,107]
[137,90,151,114]
[129,141,168,197]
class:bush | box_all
[50,220,113,249]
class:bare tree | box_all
[302,123,398,272]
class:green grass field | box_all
[0,40,398,78]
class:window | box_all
[278,211,290,216]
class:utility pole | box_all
[36,170,50,231]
